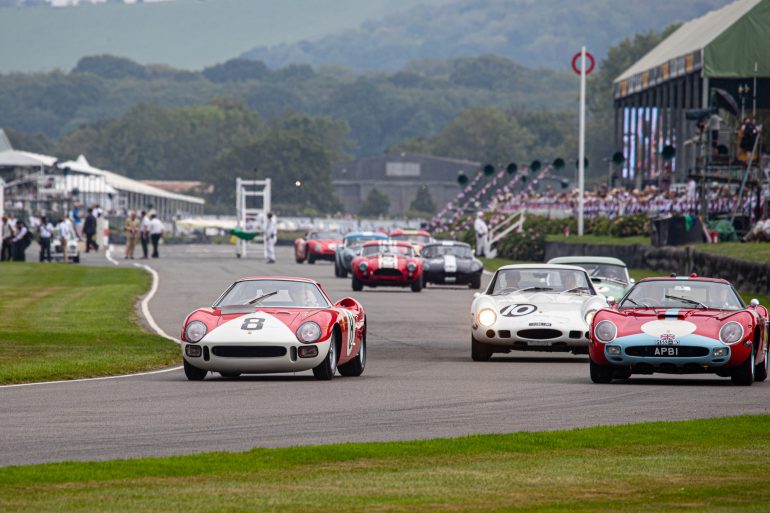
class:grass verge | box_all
[0,415,768,512]
[0,263,179,384]
[546,234,650,245]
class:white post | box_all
[578,46,587,236]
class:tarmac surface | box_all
[1,243,769,467]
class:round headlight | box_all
[185,320,207,343]
[296,321,322,344]
[594,320,617,343]
[407,262,417,272]
[477,308,497,327]
[359,261,368,272]
[719,321,744,344]
[314,244,322,252]
[585,310,597,325]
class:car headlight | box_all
[407,262,417,272]
[719,321,744,344]
[585,310,598,325]
[185,320,207,343]
[477,308,497,327]
[314,244,322,252]
[359,262,368,272]
[594,320,617,343]
[471,261,482,271]
[296,321,322,344]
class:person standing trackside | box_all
[149,214,164,258]
[474,211,488,257]
[1,215,13,262]
[83,208,99,253]
[124,211,140,259]
[140,210,150,259]
[38,216,54,262]
[58,214,74,262]
[11,220,30,261]
[264,212,277,263]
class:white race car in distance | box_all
[471,264,608,361]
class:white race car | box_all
[471,264,608,361]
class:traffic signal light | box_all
[611,152,625,166]
[575,158,589,169]
[483,164,495,176]
[457,172,468,186]
[506,162,518,174]
[661,145,676,161]
[552,158,565,170]
[530,160,541,172]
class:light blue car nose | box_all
[604,333,730,367]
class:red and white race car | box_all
[350,240,424,292]
[295,231,343,264]
[589,275,769,386]
[181,277,366,381]
[388,229,433,255]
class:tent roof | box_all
[614,0,770,97]
[60,156,205,205]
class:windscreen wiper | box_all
[247,291,278,305]
[665,294,706,309]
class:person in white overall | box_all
[263,212,277,263]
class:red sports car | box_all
[589,275,769,386]
[181,277,366,381]
[388,229,433,255]
[295,231,343,264]
[350,240,424,292]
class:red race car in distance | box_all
[589,275,769,386]
[295,230,343,264]
[351,240,424,292]
[388,229,433,255]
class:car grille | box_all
[517,329,562,340]
[625,346,710,357]
[211,346,287,358]
[373,269,402,277]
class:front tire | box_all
[338,326,366,377]
[411,276,423,292]
[731,346,755,386]
[352,274,363,291]
[183,359,207,381]
[313,333,339,380]
[471,336,493,361]
[589,357,614,384]
[755,347,768,382]
[469,276,482,289]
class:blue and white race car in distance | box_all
[334,231,388,278]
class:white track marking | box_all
[0,263,182,389]
[105,244,119,266]
[133,263,180,344]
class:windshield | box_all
[620,280,743,310]
[361,244,414,258]
[422,245,473,259]
[391,233,431,244]
[309,232,341,240]
[216,280,330,308]
[490,268,594,295]
[344,236,383,248]
[574,263,628,283]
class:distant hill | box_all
[0,0,433,72]
[241,0,732,70]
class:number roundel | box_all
[500,304,537,317]
[240,317,265,330]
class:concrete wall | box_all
[545,241,770,296]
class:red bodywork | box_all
[589,277,769,372]
[181,276,365,367]
[388,229,433,255]
[351,241,423,288]
[295,232,343,263]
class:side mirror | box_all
[629,278,635,284]
[473,292,481,299]
[750,298,760,308]
[607,296,615,304]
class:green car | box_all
[547,256,632,301]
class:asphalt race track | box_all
[1,244,769,467]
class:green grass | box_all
[694,241,770,263]
[0,415,768,512]
[0,264,179,384]
[546,234,651,245]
